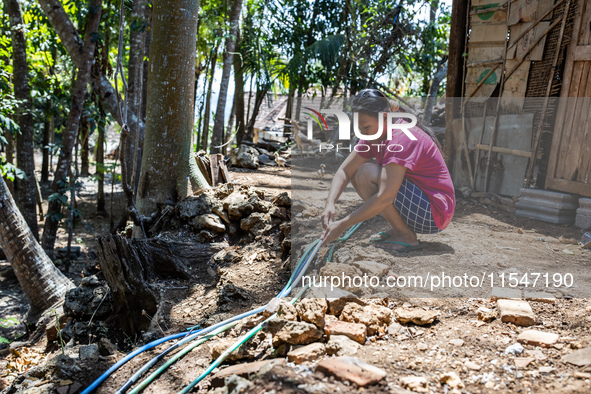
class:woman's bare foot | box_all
[369,228,398,243]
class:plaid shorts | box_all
[394,178,441,234]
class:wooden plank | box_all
[578,1,591,46]
[563,70,591,181]
[476,144,533,158]
[470,23,508,42]
[556,62,587,179]
[545,177,591,197]
[574,46,591,61]
[507,22,551,61]
[465,66,502,85]
[546,0,585,182]
[509,0,554,25]
[209,154,221,187]
[219,159,230,183]
[471,9,508,25]
[576,95,591,183]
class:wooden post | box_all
[445,0,470,169]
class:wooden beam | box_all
[445,0,470,166]
[476,144,537,158]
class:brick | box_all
[315,356,386,387]
[287,342,326,364]
[497,299,535,326]
[324,319,367,344]
[517,330,559,347]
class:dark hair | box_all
[350,88,443,154]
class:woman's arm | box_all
[321,151,369,229]
[321,162,406,245]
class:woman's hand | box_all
[321,219,347,246]
[321,204,336,229]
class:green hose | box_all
[326,222,363,262]
[178,285,310,394]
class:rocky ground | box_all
[1,160,591,393]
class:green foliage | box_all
[0,317,19,345]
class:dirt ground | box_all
[1,157,591,394]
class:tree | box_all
[210,0,243,154]
[136,0,209,218]
[41,0,103,256]
[0,175,74,319]
[5,0,38,239]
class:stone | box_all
[326,289,366,316]
[440,372,464,390]
[224,374,254,393]
[190,213,226,233]
[524,291,556,304]
[79,344,99,359]
[240,212,271,234]
[236,145,259,169]
[177,193,215,219]
[574,371,591,379]
[400,376,429,392]
[477,307,497,322]
[497,299,535,326]
[273,192,291,207]
[324,319,367,344]
[491,287,522,301]
[210,334,263,362]
[211,359,286,387]
[318,263,364,294]
[296,298,328,328]
[394,308,438,326]
[315,357,386,387]
[340,303,392,336]
[465,360,481,371]
[449,339,464,347]
[417,342,428,351]
[262,319,323,347]
[517,330,559,348]
[64,286,113,319]
[387,322,404,335]
[350,261,390,277]
[287,342,326,364]
[223,192,254,220]
[263,299,297,321]
[539,366,555,374]
[562,347,591,366]
[98,338,116,356]
[326,335,361,356]
[514,357,535,369]
[505,343,525,356]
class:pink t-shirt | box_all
[355,121,455,230]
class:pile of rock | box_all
[171,183,291,246]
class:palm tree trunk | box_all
[6,0,38,240]
[210,0,243,154]
[136,0,209,218]
[233,27,246,145]
[42,0,102,257]
[0,176,74,320]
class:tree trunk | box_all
[210,0,243,154]
[41,114,53,183]
[245,86,266,142]
[136,0,209,218]
[424,59,448,125]
[3,129,15,194]
[234,28,246,145]
[6,0,38,240]
[79,118,90,176]
[0,176,74,320]
[41,0,102,257]
[96,108,106,214]
[126,0,147,193]
[200,44,219,151]
[38,0,143,134]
